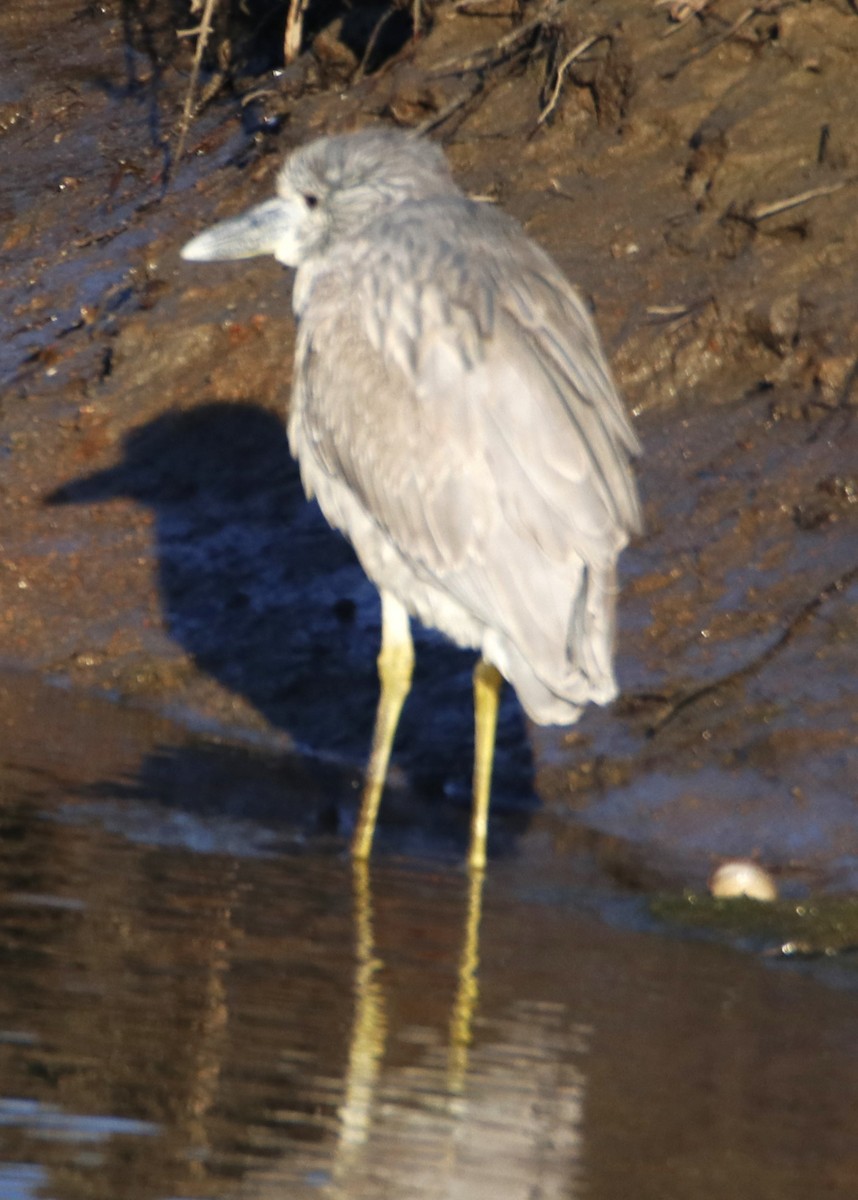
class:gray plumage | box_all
[182,127,640,750]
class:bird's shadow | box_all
[47,401,534,836]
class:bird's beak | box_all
[181,197,300,264]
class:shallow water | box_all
[2,676,857,1200]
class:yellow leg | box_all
[469,658,503,871]
[352,592,414,860]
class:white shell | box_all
[709,860,778,902]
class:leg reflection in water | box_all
[335,858,487,1169]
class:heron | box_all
[182,127,642,870]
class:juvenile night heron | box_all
[182,127,642,869]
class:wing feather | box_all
[288,197,640,705]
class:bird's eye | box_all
[303,193,319,209]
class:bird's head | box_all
[181,128,459,269]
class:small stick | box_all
[536,33,607,126]
[417,79,486,134]
[648,560,858,736]
[748,179,847,222]
[431,0,562,75]
[655,0,711,28]
[284,0,312,64]
[354,6,398,80]
[451,0,517,11]
[175,0,218,163]
[663,4,756,79]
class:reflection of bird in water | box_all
[182,127,642,869]
[242,860,591,1200]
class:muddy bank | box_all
[1,0,857,882]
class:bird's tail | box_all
[498,560,620,727]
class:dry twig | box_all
[416,79,487,134]
[655,0,711,26]
[536,33,607,126]
[418,0,567,132]
[723,178,855,229]
[647,561,858,736]
[430,0,563,75]
[284,0,312,64]
[355,6,399,81]
[176,0,218,162]
[663,3,766,80]
[747,180,848,223]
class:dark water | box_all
[1,675,857,1200]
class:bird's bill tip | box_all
[180,230,221,262]
[180,198,294,263]
[180,222,260,263]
